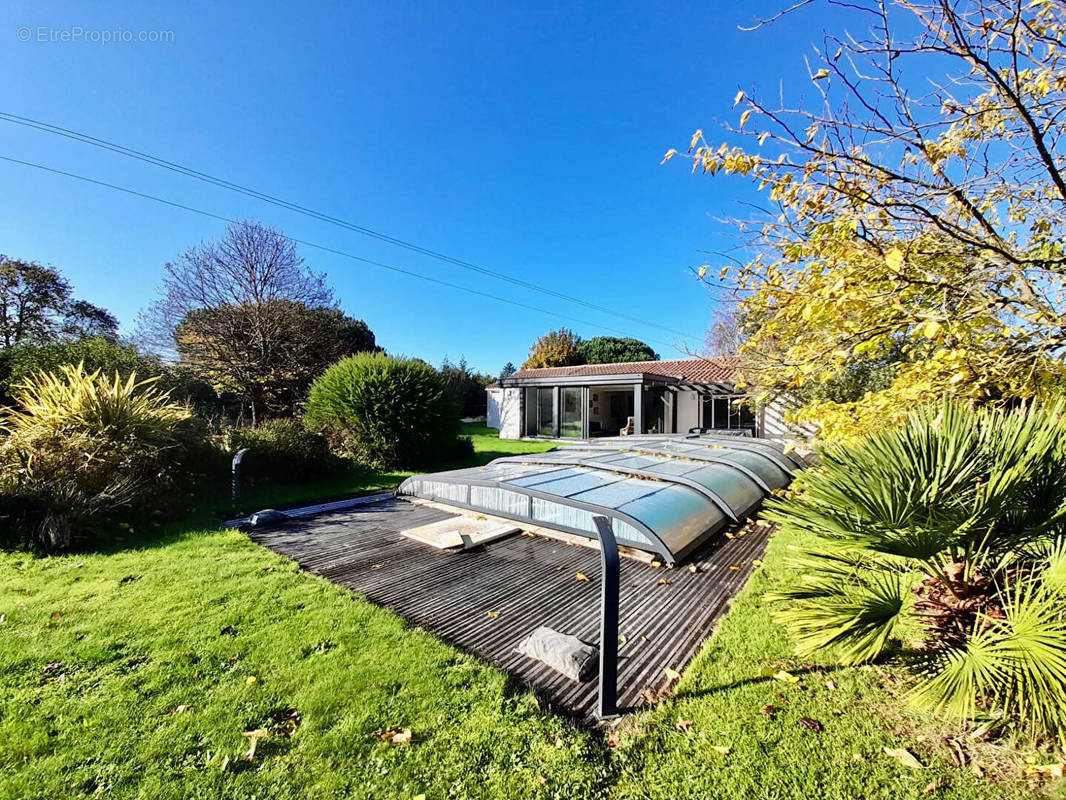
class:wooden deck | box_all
[247,496,772,721]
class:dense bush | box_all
[439,357,492,418]
[765,400,1066,743]
[225,418,336,483]
[305,353,459,469]
[0,336,162,405]
[0,364,204,551]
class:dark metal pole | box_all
[232,448,249,514]
[593,515,620,719]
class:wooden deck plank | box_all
[247,496,771,721]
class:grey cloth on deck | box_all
[516,626,599,682]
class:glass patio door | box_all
[560,387,584,438]
[537,387,555,436]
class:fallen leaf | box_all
[709,744,732,756]
[271,707,300,737]
[773,671,800,684]
[688,565,700,574]
[219,625,237,637]
[371,564,383,570]
[923,779,944,795]
[729,564,742,571]
[676,716,693,732]
[50,611,62,620]
[575,572,589,582]
[619,635,628,644]
[825,678,837,691]
[172,704,193,714]
[724,533,736,540]
[664,667,682,682]
[245,676,258,686]
[606,731,621,747]
[1026,761,1066,779]
[243,728,269,761]
[390,728,413,745]
[220,754,230,771]
[650,560,662,568]
[760,704,782,719]
[555,565,565,571]
[751,559,763,567]
[486,611,500,618]
[657,578,671,586]
[883,746,924,769]
[798,717,823,732]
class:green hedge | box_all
[305,353,459,469]
[226,419,336,483]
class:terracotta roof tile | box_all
[509,356,737,384]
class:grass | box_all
[0,427,1051,799]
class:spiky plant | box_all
[765,400,1066,742]
[0,363,194,550]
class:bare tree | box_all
[140,220,337,422]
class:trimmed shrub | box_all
[225,419,336,483]
[305,353,460,469]
[0,363,202,551]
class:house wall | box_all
[760,395,819,443]
[487,387,522,439]
[675,389,701,433]
[486,387,502,429]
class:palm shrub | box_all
[0,363,198,551]
[765,400,1066,742]
[305,353,459,469]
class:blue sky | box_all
[2,1,834,375]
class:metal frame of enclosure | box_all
[397,433,805,565]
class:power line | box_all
[0,111,702,341]
[0,154,687,354]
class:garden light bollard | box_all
[592,515,620,720]
[231,448,249,514]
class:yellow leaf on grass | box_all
[391,729,413,745]
[883,747,924,769]
[664,667,682,682]
[751,559,763,567]
[773,670,800,684]
[245,676,258,686]
[710,744,732,756]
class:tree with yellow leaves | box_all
[667,0,1066,439]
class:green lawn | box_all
[0,428,1048,799]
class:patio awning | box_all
[397,433,805,565]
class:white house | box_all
[486,357,811,442]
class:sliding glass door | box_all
[537,387,555,436]
[560,387,584,438]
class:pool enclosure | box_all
[397,433,805,565]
